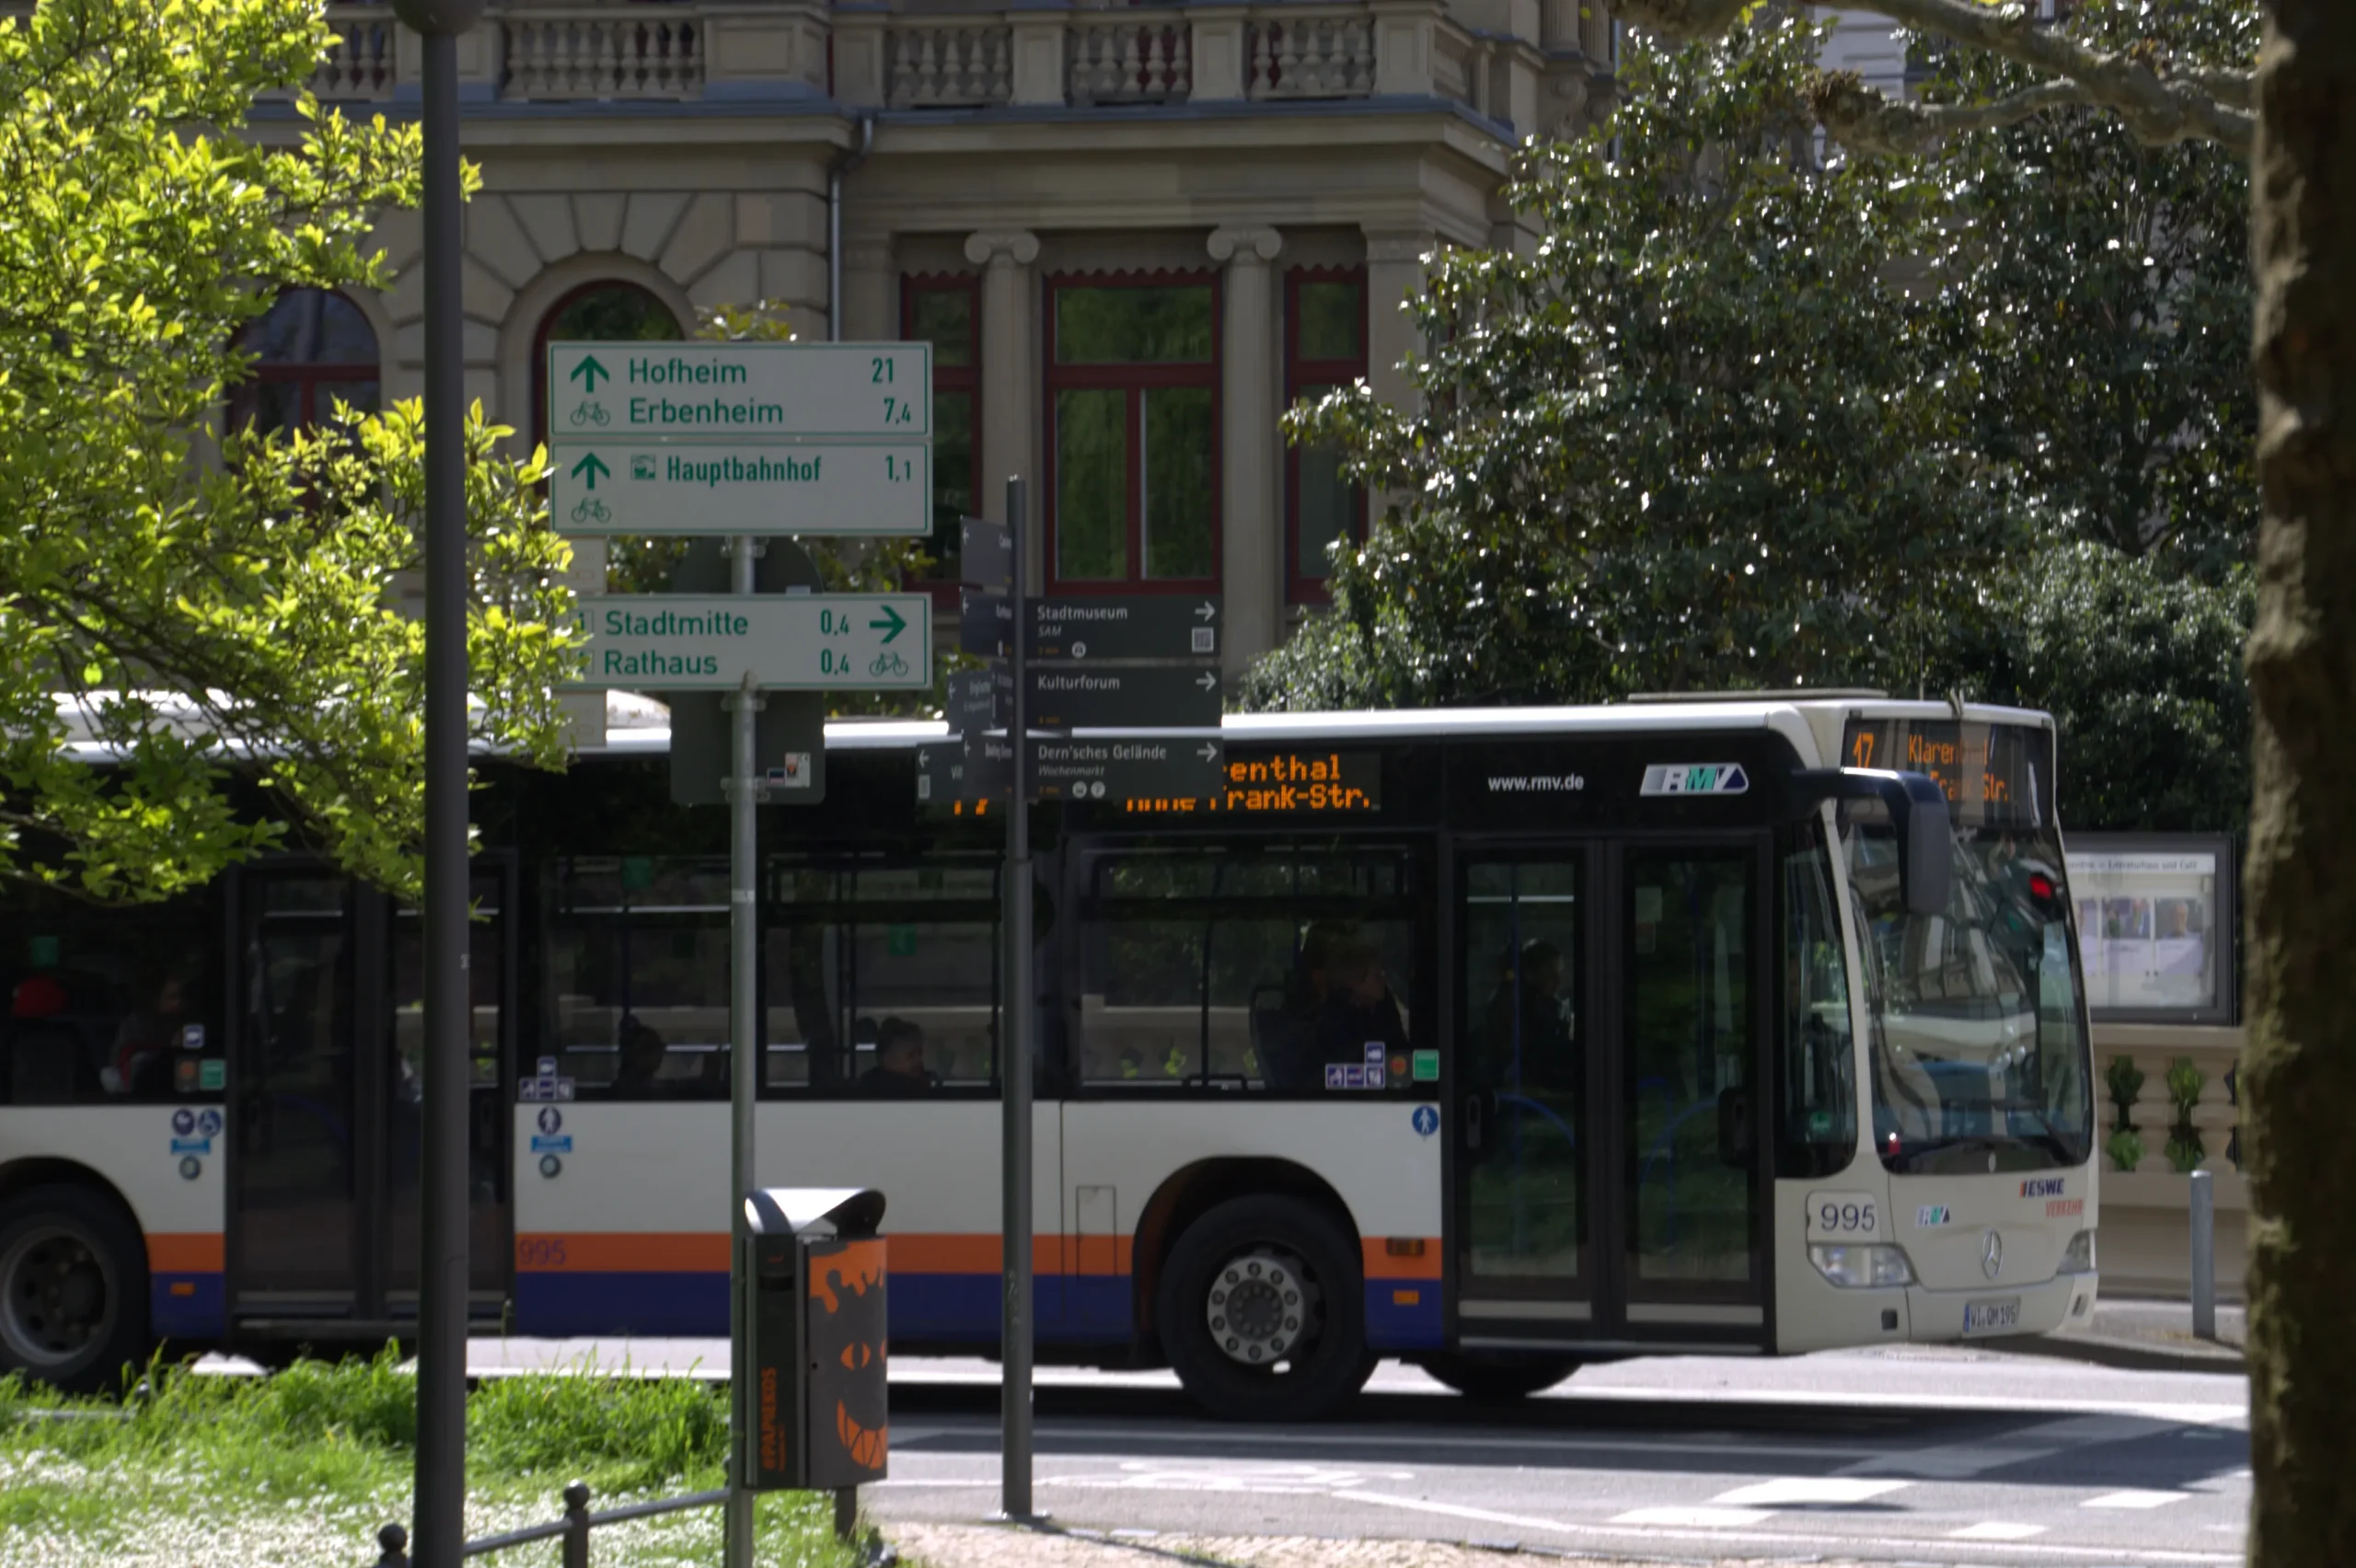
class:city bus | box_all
[0,695,2099,1417]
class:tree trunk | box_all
[2245,5,2356,1565]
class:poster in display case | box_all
[2063,834,2236,1023]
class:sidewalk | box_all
[1994,1295,2245,1373]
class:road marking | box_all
[1610,1505,1776,1528]
[1321,1489,2241,1564]
[1952,1522,2050,1540]
[1839,1443,2060,1480]
[1711,1477,1910,1505]
[891,1418,1882,1464]
[1553,1381,2245,1424]
[2085,1489,2191,1509]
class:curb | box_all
[1989,1330,2243,1375]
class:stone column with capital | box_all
[1362,227,1437,538]
[964,229,1041,571]
[1207,224,1283,676]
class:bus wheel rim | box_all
[0,1225,115,1369]
[1204,1247,1314,1368]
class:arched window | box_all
[531,282,684,443]
[231,288,380,436]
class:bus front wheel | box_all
[1419,1353,1579,1401]
[1156,1195,1372,1422]
[0,1185,148,1395]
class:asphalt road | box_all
[866,1348,2248,1567]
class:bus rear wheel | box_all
[1420,1353,1578,1401]
[1156,1195,1371,1422]
[0,1185,148,1395]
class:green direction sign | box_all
[567,594,931,692]
[547,341,931,440]
[549,440,930,537]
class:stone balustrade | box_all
[502,7,706,100]
[164,0,1583,128]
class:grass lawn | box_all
[0,1349,865,1568]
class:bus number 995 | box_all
[1807,1193,1877,1237]
[516,1238,568,1269]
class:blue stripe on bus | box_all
[514,1271,1440,1351]
[1364,1282,1443,1349]
[153,1274,225,1339]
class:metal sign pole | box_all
[723,538,762,1568]
[394,0,482,1560]
[1000,476,1035,1521]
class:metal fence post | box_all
[375,1523,410,1568]
[561,1481,592,1568]
[2189,1168,2216,1339]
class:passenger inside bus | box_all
[610,1015,672,1097]
[106,974,189,1097]
[857,1016,937,1096]
[1311,942,1407,1077]
[1483,940,1576,1090]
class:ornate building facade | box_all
[243,0,1619,713]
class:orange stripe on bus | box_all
[147,1233,225,1274]
[1363,1239,1442,1280]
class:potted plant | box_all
[2165,1056,2207,1174]
[2104,1055,2146,1171]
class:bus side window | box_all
[1777,829,1856,1179]
[1077,845,1415,1093]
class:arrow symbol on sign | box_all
[1195,601,1216,620]
[1197,742,1218,762]
[1195,670,1218,693]
[569,452,610,490]
[569,355,609,393]
[870,604,908,644]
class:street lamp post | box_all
[386,0,484,1563]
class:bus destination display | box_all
[1121,749,1381,817]
[1840,719,2047,827]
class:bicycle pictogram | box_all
[869,651,909,678]
[570,400,611,427]
[571,497,612,525]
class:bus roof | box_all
[47,688,2054,763]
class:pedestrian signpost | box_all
[547,338,930,1568]
[1028,594,1220,662]
[547,342,932,437]
[1027,664,1221,732]
[570,594,930,691]
[551,442,930,537]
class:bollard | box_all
[2189,1168,2216,1340]
[562,1481,594,1568]
[374,1523,410,1568]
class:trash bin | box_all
[740,1187,889,1491]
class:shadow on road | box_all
[887,1379,2249,1497]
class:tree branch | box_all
[1807,73,2091,157]
[1616,0,2254,156]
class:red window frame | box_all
[229,287,381,435]
[1043,269,1223,594]
[529,280,683,453]
[1283,265,1369,605]
[902,272,983,605]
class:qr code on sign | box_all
[1192,628,1215,654]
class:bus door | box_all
[227,863,513,1331]
[1451,836,1772,1351]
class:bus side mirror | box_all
[1790,768,1953,918]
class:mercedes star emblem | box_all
[1981,1229,2004,1280]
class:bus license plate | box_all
[1963,1297,2021,1335]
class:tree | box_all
[1926,542,2253,831]
[1923,7,2256,582]
[1388,0,2352,1559]
[0,0,574,902]
[1247,13,2015,712]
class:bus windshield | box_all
[1836,720,2095,1176]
